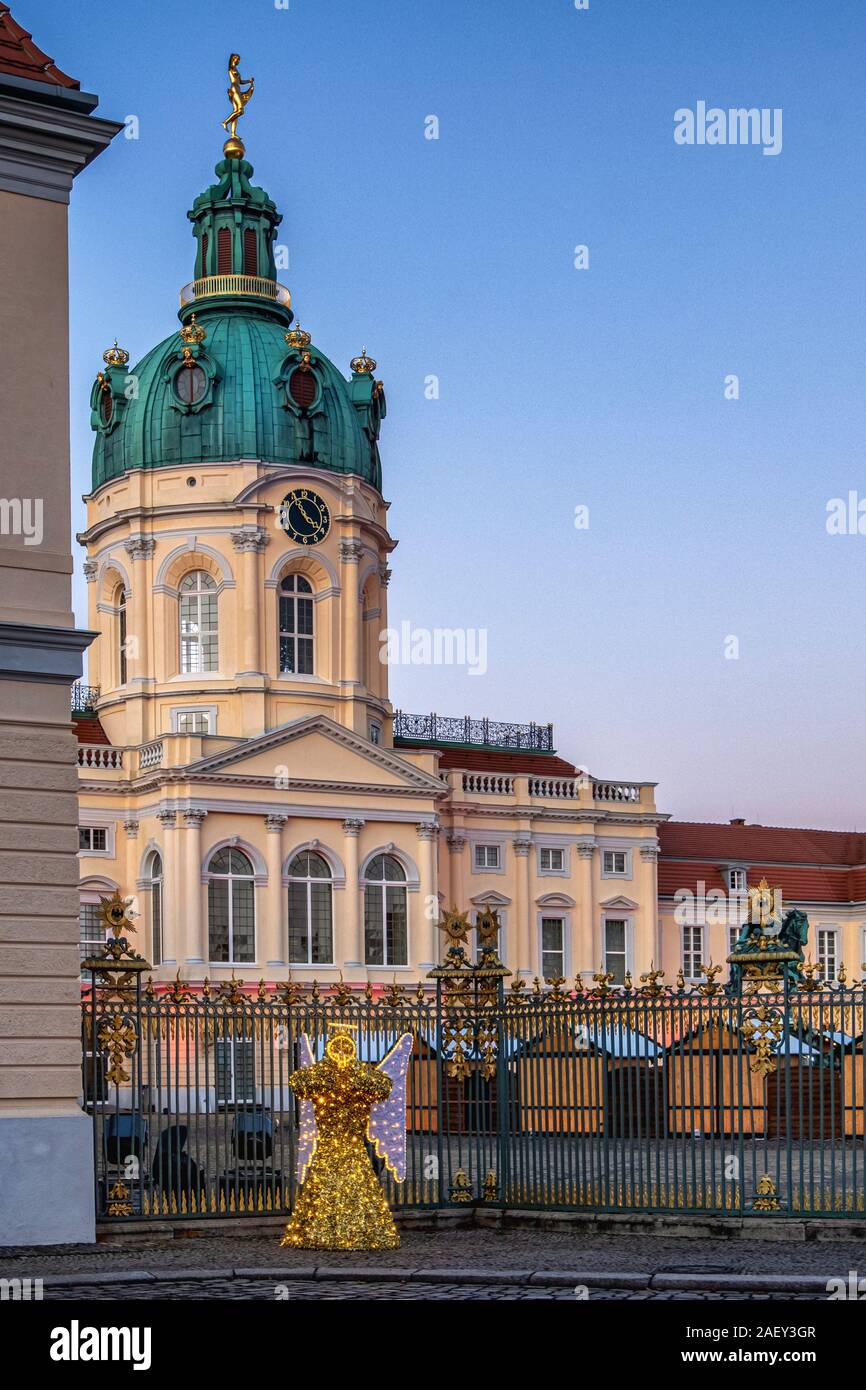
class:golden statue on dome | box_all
[222,53,254,158]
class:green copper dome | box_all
[90,154,385,492]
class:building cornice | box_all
[0,88,120,202]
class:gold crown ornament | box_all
[180,313,207,346]
[102,340,130,368]
[350,348,377,375]
[285,325,311,350]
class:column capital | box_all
[231,526,270,553]
[123,818,139,838]
[156,809,177,829]
[576,840,596,859]
[639,843,660,863]
[343,817,365,837]
[339,537,363,564]
[124,534,156,560]
[83,559,98,582]
[183,809,208,829]
[378,563,392,587]
[416,820,440,841]
[265,813,288,833]
[513,837,532,857]
[446,832,466,854]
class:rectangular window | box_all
[176,711,211,734]
[604,919,628,985]
[368,721,382,745]
[215,1038,255,1105]
[602,850,628,875]
[79,827,108,852]
[79,903,106,970]
[474,844,500,870]
[817,929,838,982]
[541,917,565,979]
[682,925,704,980]
[728,868,747,892]
[729,923,741,957]
[151,880,163,968]
[540,847,564,872]
[288,881,333,965]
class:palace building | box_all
[73,93,667,989]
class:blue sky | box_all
[26,0,866,827]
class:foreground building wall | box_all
[0,6,118,1243]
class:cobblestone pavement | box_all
[39,1276,821,1301]
[2,1227,865,1280]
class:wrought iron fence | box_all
[81,965,866,1223]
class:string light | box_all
[281,1027,411,1250]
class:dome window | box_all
[100,389,113,426]
[243,228,257,276]
[175,364,208,405]
[217,227,232,275]
[288,367,317,410]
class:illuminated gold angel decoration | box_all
[281,1025,413,1250]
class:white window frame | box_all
[474,843,502,872]
[601,914,633,985]
[727,866,748,893]
[287,851,334,967]
[207,849,256,965]
[278,572,315,676]
[215,1037,256,1106]
[538,845,567,876]
[601,848,632,879]
[682,924,705,981]
[179,570,219,675]
[538,913,568,981]
[817,927,839,983]
[78,824,114,857]
[170,705,216,735]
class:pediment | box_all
[469,889,512,907]
[185,715,445,793]
[600,894,639,910]
[536,892,576,909]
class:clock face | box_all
[278,489,331,545]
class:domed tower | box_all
[79,85,393,751]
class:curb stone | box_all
[26,1266,836,1293]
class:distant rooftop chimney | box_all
[730,818,746,826]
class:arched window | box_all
[117,588,127,685]
[243,227,257,276]
[146,850,163,966]
[217,226,232,274]
[201,231,209,277]
[207,847,255,963]
[279,574,314,674]
[180,570,218,674]
[287,851,333,964]
[364,854,407,966]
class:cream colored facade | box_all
[76,458,665,986]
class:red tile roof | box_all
[659,821,866,904]
[422,746,579,777]
[72,714,110,746]
[0,4,79,87]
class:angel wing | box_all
[295,1033,318,1185]
[367,1033,413,1181]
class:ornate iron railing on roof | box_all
[393,711,554,752]
[179,274,292,309]
[71,683,100,714]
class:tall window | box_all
[287,851,333,965]
[279,574,314,674]
[180,571,218,674]
[243,227,257,276]
[604,919,628,984]
[216,1038,255,1105]
[207,847,255,963]
[817,929,838,982]
[682,925,704,980]
[147,851,163,967]
[79,902,106,972]
[541,917,565,979]
[117,589,127,684]
[217,226,231,274]
[364,854,407,966]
